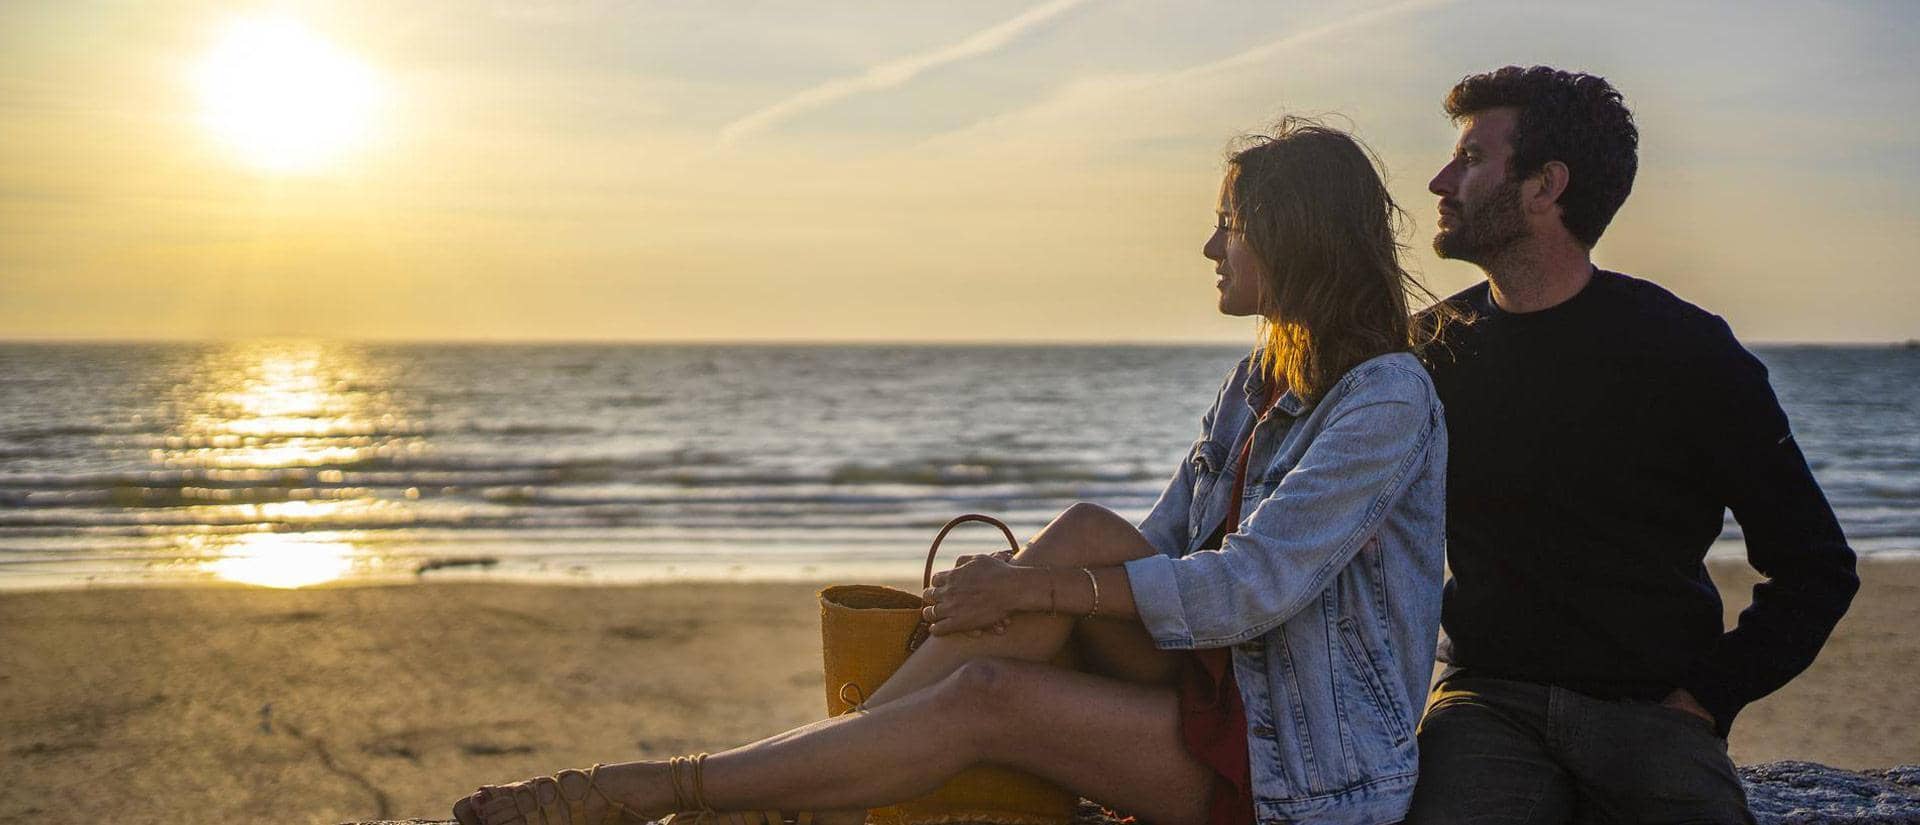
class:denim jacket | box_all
[1124,351,1446,825]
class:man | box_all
[1406,66,1860,824]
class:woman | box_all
[454,118,1447,825]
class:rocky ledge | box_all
[1742,762,1920,824]
[345,761,1920,825]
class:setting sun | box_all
[193,16,382,173]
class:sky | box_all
[2,0,1916,343]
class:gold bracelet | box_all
[1081,567,1100,619]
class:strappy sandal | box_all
[660,753,823,825]
[667,810,818,825]
[454,763,637,825]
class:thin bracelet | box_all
[1081,567,1100,619]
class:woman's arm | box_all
[924,361,1243,637]
[1124,363,1441,649]
[923,559,1140,636]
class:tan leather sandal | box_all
[454,763,636,825]
[666,811,819,825]
[661,753,824,825]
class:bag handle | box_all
[904,514,1022,654]
[922,513,1020,589]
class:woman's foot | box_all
[454,762,667,825]
[454,758,868,825]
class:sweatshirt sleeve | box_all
[1125,364,1441,649]
[1679,325,1859,732]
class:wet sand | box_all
[1,557,1913,825]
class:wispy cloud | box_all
[1156,0,1454,84]
[920,0,1457,152]
[715,0,1093,148]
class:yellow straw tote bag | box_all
[818,514,1080,825]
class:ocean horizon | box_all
[2,341,1915,590]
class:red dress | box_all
[1179,647,1254,825]
[1177,388,1274,825]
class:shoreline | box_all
[6,539,1916,594]
[2,558,1913,824]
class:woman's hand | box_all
[923,554,1031,636]
[944,549,1018,636]
[951,549,1017,568]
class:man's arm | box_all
[1677,329,1860,733]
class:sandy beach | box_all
[3,557,1915,825]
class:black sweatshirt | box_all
[1425,269,1859,735]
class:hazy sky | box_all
[3,0,1916,342]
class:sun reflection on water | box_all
[203,532,358,588]
[158,341,407,587]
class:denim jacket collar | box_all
[1241,357,1309,419]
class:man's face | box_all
[1428,107,1528,264]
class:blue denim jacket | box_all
[1124,351,1446,825]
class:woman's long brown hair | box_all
[1227,117,1444,403]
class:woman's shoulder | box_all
[1322,351,1436,414]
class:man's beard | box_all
[1433,177,1528,264]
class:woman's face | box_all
[1203,175,1268,317]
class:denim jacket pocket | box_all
[1186,438,1229,538]
[1336,616,1413,748]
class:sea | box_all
[1,342,1915,590]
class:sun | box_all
[193,16,383,173]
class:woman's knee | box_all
[938,657,1023,708]
[930,658,1038,746]
[1019,502,1148,567]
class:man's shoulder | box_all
[1592,273,1781,406]
[1428,281,1492,326]
[1594,270,1741,351]
[1416,282,1491,371]
[1441,280,1490,305]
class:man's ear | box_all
[1526,160,1571,214]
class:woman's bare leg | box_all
[795,503,1175,825]
[467,658,1213,825]
[809,504,1175,824]
[864,502,1177,707]
[456,498,1190,825]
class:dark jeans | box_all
[1403,676,1754,825]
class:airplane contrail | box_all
[919,0,1458,151]
[716,0,1093,148]
[1162,0,1454,83]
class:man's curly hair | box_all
[1444,66,1638,248]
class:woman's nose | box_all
[1202,228,1225,261]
